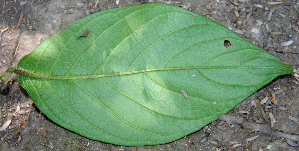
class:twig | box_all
[228,0,239,5]
[17,12,24,27]
[267,1,283,5]
[13,43,20,58]
[217,114,243,124]
[218,115,299,142]
[289,115,299,126]
[0,27,9,41]
[293,25,299,34]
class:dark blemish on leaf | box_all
[190,14,194,19]
[76,29,90,40]
[180,89,188,99]
[223,40,232,48]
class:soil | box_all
[0,0,299,150]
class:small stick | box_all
[0,27,9,41]
[289,115,299,126]
[13,43,20,58]
[17,12,24,27]
[218,115,299,142]
[267,1,283,5]
[292,25,299,34]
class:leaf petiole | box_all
[0,67,16,82]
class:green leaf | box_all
[16,3,292,146]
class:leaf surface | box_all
[16,3,292,145]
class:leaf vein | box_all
[144,72,214,103]
[128,23,229,71]
[94,10,193,74]
[103,77,197,119]
[74,78,173,136]
[25,77,127,141]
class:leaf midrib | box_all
[16,66,283,80]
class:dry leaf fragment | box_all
[14,126,21,135]
[180,89,188,99]
[232,143,242,148]
[230,140,240,145]
[267,9,274,21]
[293,68,299,83]
[77,29,90,39]
[200,136,208,143]
[16,105,26,114]
[0,113,13,131]
[234,10,240,17]
[207,140,218,146]
[281,40,293,46]
[267,1,283,5]
[261,108,270,122]
[270,91,276,104]
[286,139,299,147]
[45,141,54,149]
[0,120,12,131]
[260,96,268,104]
[278,106,287,111]
[253,4,264,8]
[293,25,299,34]
[42,130,48,137]
[17,136,22,143]
[26,24,33,30]
[279,13,286,18]
[269,112,276,128]
[288,115,299,126]
[270,32,282,35]
[246,135,260,142]
[239,111,250,114]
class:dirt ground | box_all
[0,0,299,150]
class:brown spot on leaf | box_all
[180,89,188,99]
[77,29,90,39]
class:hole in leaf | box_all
[223,40,232,48]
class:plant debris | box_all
[218,115,299,142]
[76,29,90,39]
[180,89,188,99]
[245,135,259,142]
[288,115,299,126]
[286,139,299,147]
[0,113,13,131]
[281,40,293,46]
[17,12,24,27]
